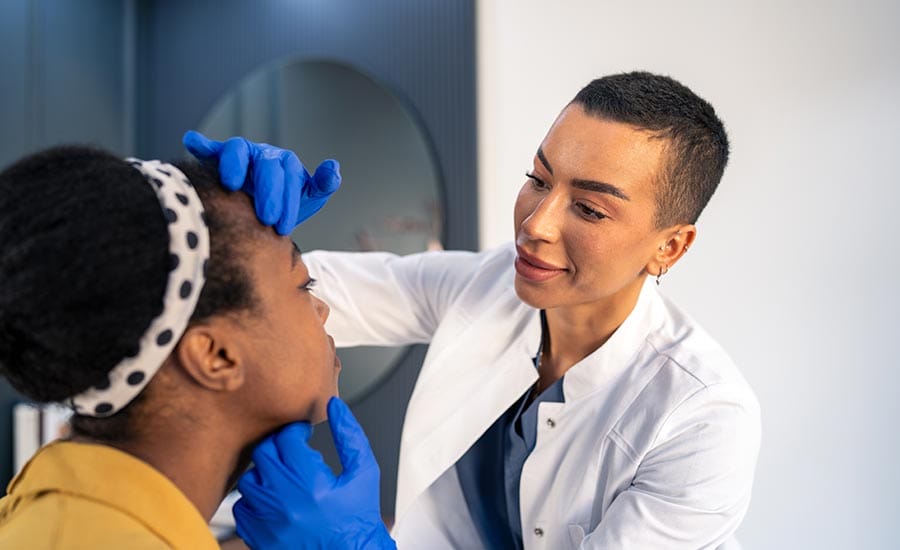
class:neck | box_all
[539,277,646,386]
[99,409,255,522]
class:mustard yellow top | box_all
[0,440,219,549]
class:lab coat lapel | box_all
[562,278,664,402]
[395,290,541,524]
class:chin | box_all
[514,277,555,309]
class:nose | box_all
[520,192,564,243]
[313,295,330,323]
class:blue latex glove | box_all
[182,130,341,235]
[233,397,396,550]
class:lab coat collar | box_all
[396,287,541,523]
[562,277,664,402]
[397,273,663,524]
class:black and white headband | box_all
[70,159,210,417]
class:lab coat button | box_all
[546,418,556,428]
[534,527,544,537]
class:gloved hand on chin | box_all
[183,130,341,235]
[233,397,396,550]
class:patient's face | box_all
[226,197,340,426]
[251,238,339,424]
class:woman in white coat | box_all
[190,71,760,549]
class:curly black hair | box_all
[0,145,257,441]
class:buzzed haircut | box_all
[572,71,730,227]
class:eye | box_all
[298,278,318,292]
[525,172,549,190]
[576,202,607,220]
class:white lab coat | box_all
[304,243,760,550]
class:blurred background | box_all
[1,1,899,548]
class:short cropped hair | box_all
[572,71,730,227]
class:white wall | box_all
[477,1,900,548]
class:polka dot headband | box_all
[70,159,210,417]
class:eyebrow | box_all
[536,146,630,201]
[290,241,303,268]
[571,179,630,201]
[536,147,554,175]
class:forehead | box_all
[213,190,299,271]
[242,234,303,313]
[539,105,667,199]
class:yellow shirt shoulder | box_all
[0,440,219,550]
[0,491,170,548]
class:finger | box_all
[328,397,376,478]
[252,155,285,225]
[182,130,223,160]
[236,468,276,502]
[236,467,287,502]
[271,423,334,485]
[310,159,342,197]
[249,425,322,484]
[234,513,263,549]
[275,159,303,235]
[233,501,260,546]
[250,435,330,493]
[217,137,252,190]
[243,465,264,487]
[281,150,305,175]
[249,435,289,482]
[270,421,313,453]
[294,195,330,226]
[233,493,279,539]
[232,498,258,529]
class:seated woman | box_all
[0,146,385,548]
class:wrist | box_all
[343,522,396,550]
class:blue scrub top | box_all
[456,357,565,549]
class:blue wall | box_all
[135,0,477,249]
[0,0,28,169]
[0,0,133,166]
[0,0,136,490]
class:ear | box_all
[647,224,697,278]
[173,321,246,393]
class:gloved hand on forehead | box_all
[233,397,396,550]
[182,130,341,235]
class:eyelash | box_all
[299,278,317,292]
[526,172,549,190]
[576,203,606,220]
[525,172,607,221]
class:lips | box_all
[515,246,567,282]
[328,335,341,371]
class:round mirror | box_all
[199,59,443,403]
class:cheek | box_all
[295,319,332,375]
[566,223,642,282]
[567,231,604,275]
[570,232,652,287]
[268,308,323,377]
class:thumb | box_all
[182,130,223,159]
[328,397,376,478]
[217,137,253,191]
[309,159,342,198]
